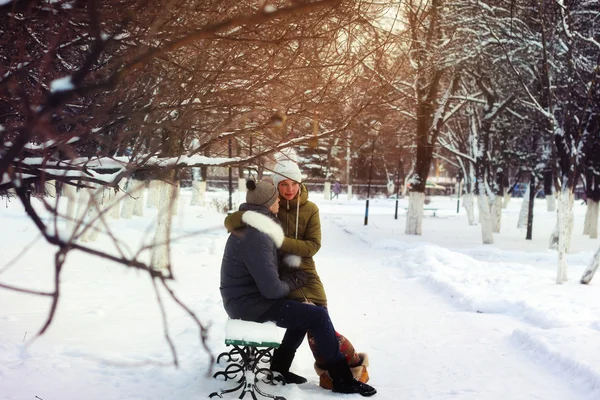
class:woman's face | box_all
[278,179,300,201]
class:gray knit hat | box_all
[246,180,278,208]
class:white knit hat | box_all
[272,157,302,189]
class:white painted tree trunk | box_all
[75,186,91,228]
[146,180,159,208]
[107,187,121,219]
[191,180,206,206]
[464,193,476,225]
[238,178,246,192]
[546,194,556,212]
[63,184,78,234]
[517,186,530,229]
[347,184,353,200]
[150,180,175,270]
[588,200,599,239]
[502,188,510,209]
[121,179,144,219]
[405,192,424,235]
[581,244,600,284]
[237,177,245,207]
[583,201,592,235]
[387,181,395,196]
[171,181,180,216]
[190,168,205,206]
[81,185,103,242]
[556,189,574,284]
[490,195,502,233]
[133,181,145,217]
[477,193,494,244]
[323,181,331,200]
[45,180,56,198]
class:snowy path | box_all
[288,214,591,400]
[3,195,600,400]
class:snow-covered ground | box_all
[1,189,600,400]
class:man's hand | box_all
[281,270,308,292]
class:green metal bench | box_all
[209,320,285,400]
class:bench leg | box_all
[210,345,286,400]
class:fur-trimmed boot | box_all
[270,348,307,384]
[315,352,369,390]
[327,357,377,397]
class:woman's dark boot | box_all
[270,348,307,384]
[327,357,377,397]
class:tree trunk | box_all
[544,168,555,211]
[81,185,103,243]
[549,217,559,250]
[581,244,600,285]
[108,187,121,219]
[517,186,530,229]
[45,180,56,198]
[191,167,206,206]
[74,186,91,237]
[405,191,424,235]
[151,176,176,270]
[147,180,159,208]
[583,201,592,235]
[589,200,599,239]
[172,180,180,216]
[490,195,502,233]
[63,184,77,234]
[121,179,137,219]
[526,175,536,240]
[503,188,511,209]
[238,178,246,194]
[464,192,476,225]
[133,181,145,217]
[546,194,556,212]
[477,192,494,244]
[556,189,574,284]
[323,181,331,200]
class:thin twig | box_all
[151,277,179,367]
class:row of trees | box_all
[1,0,599,356]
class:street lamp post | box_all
[364,135,377,226]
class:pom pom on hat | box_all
[245,180,278,208]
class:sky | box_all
[1,188,600,400]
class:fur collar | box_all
[241,210,284,248]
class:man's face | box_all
[278,179,300,201]
[269,197,280,214]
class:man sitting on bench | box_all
[220,180,376,397]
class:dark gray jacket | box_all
[220,203,292,321]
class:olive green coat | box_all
[224,184,327,305]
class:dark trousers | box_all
[259,300,343,366]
